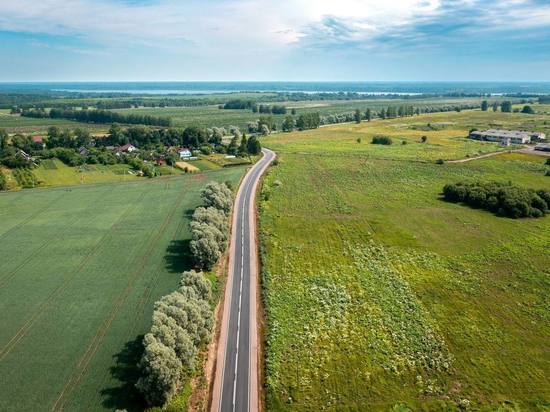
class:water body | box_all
[0,81,549,95]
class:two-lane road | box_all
[212,148,275,412]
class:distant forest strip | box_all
[0,90,545,110]
[20,108,171,127]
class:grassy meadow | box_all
[259,109,550,410]
[0,167,245,411]
[108,97,499,130]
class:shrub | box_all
[421,136,428,143]
[13,168,38,188]
[436,159,444,164]
[371,135,393,145]
[442,181,550,218]
[402,140,407,145]
[0,169,7,191]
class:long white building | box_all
[469,129,546,145]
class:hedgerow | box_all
[136,270,213,407]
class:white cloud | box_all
[0,0,548,54]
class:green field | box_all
[110,97,503,130]
[0,167,245,411]
[259,109,550,410]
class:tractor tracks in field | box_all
[0,192,147,363]
[51,184,190,411]
[0,188,115,289]
[0,191,65,242]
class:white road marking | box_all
[216,151,273,412]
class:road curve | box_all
[211,148,275,412]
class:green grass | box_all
[109,97,518,130]
[0,166,246,411]
[259,109,550,410]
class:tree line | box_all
[137,270,214,406]
[442,181,550,218]
[190,182,233,270]
[21,108,172,127]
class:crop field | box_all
[0,166,245,411]
[109,97,505,130]
[259,109,550,410]
[0,109,89,132]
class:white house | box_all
[178,148,192,159]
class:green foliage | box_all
[521,105,535,114]
[200,181,233,215]
[442,181,550,218]
[296,112,321,130]
[501,101,513,113]
[481,100,488,111]
[13,168,39,188]
[191,181,233,270]
[371,135,393,145]
[354,109,361,123]
[282,115,296,132]
[137,270,214,407]
[0,168,7,191]
[247,136,261,155]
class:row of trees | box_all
[190,182,233,270]
[21,108,171,127]
[442,181,550,218]
[136,270,214,406]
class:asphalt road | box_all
[212,149,275,412]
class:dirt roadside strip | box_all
[210,149,275,412]
[447,146,550,163]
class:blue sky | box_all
[0,0,549,81]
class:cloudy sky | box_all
[0,0,549,81]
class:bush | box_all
[436,159,444,164]
[371,135,393,145]
[0,169,7,191]
[13,168,38,188]
[442,181,550,218]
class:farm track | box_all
[0,192,146,362]
[0,187,113,289]
[51,183,190,411]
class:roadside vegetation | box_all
[259,107,550,410]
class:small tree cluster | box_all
[136,270,213,407]
[190,182,233,270]
[442,181,550,218]
[371,135,393,145]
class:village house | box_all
[78,146,90,156]
[178,148,192,159]
[113,143,138,156]
[469,129,546,145]
[31,135,45,149]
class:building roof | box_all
[31,135,44,143]
[475,129,531,138]
[114,143,137,153]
